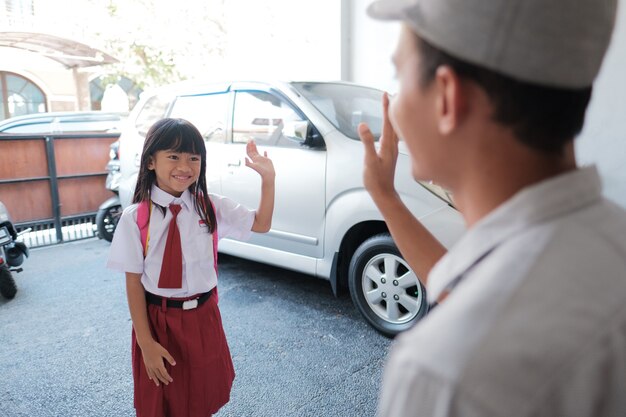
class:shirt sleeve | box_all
[209,193,256,241]
[106,205,144,274]
[378,358,456,417]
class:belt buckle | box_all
[182,298,199,310]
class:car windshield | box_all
[291,82,383,140]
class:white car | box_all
[117,80,465,336]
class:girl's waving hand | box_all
[245,140,275,233]
[245,140,276,182]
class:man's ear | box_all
[434,65,466,135]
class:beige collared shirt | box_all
[107,186,255,298]
[378,166,626,417]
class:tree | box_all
[74,0,228,89]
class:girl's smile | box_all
[148,150,201,197]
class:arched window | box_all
[0,71,47,121]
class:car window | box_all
[291,82,383,141]
[135,95,171,136]
[169,93,227,143]
[232,91,308,148]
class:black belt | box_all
[145,290,212,310]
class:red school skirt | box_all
[131,290,235,417]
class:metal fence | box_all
[0,133,119,249]
[15,213,98,248]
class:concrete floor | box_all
[0,238,392,417]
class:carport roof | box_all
[0,31,118,68]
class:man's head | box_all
[369,0,617,88]
[368,0,617,182]
[414,35,593,154]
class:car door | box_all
[218,87,327,259]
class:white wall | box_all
[576,0,626,208]
[346,0,400,93]
[223,0,342,81]
[347,0,626,208]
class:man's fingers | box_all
[358,123,377,160]
[379,92,399,159]
[382,93,398,144]
[382,94,389,136]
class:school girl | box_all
[107,118,275,417]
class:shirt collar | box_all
[150,185,195,211]
[427,165,603,303]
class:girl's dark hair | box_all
[414,35,593,154]
[132,118,216,233]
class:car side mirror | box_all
[283,120,308,140]
[304,123,325,149]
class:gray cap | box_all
[368,0,617,88]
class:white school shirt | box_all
[106,185,255,297]
[378,166,626,417]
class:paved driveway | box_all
[0,238,392,417]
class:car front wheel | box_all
[348,234,428,337]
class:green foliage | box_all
[90,0,226,89]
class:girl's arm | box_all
[126,273,176,386]
[245,140,275,233]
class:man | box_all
[358,0,626,416]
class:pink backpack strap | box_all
[136,200,151,258]
[208,197,218,274]
[208,197,220,303]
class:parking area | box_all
[0,238,391,417]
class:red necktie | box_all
[158,204,183,288]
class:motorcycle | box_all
[96,140,123,242]
[0,201,29,300]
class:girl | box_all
[107,118,275,417]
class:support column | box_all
[341,0,353,82]
[71,67,90,110]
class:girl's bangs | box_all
[160,130,199,155]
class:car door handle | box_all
[227,159,241,167]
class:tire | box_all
[0,265,17,299]
[348,234,428,337]
[96,204,122,242]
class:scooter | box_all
[0,201,29,300]
[96,140,122,242]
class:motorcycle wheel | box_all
[0,265,17,299]
[96,204,122,242]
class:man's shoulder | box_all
[404,197,626,416]
[452,203,626,416]
[508,195,626,275]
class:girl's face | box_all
[148,149,201,197]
